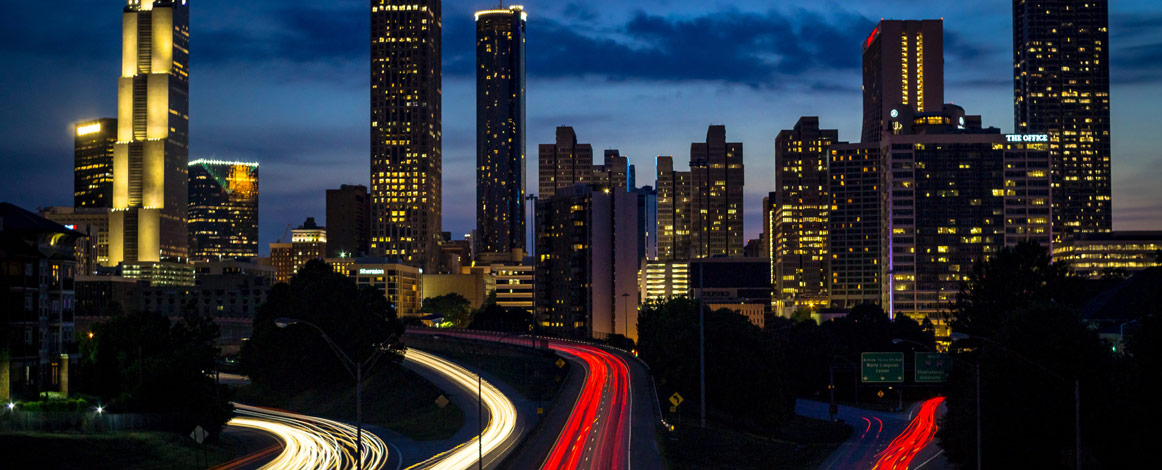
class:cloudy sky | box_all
[2,0,1160,254]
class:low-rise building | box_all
[337,258,422,317]
[1054,231,1162,279]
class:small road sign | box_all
[435,394,450,408]
[190,425,208,445]
[862,352,905,383]
[669,392,684,407]
[555,358,566,369]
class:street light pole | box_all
[275,317,391,470]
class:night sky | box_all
[2,0,1160,255]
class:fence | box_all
[0,411,178,433]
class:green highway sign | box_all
[915,352,951,383]
[861,352,904,383]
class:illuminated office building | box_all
[773,117,839,314]
[656,155,691,260]
[879,105,1050,332]
[1014,0,1111,240]
[74,118,117,209]
[370,0,442,271]
[109,0,190,265]
[862,20,944,142]
[475,5,526,255]
[41,207,112,276]
[689,125,744,258]
[269,217,326,284]
[188,159,258,260]
[593,150,628,192]
[538,126,592,198]
[827,143,882,309]
[1053,231,1162,279]
[640,259,689,302]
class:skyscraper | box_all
[326,184,371,258]
[773,117,839,313]
[592,150,629,192]
[109,0,190,264]
[656,156,691,260]
[827,142,881,309]
[188,159,259,260]
[74,118,116,209]
[1014,0,1111,240]
[689,125,744,258]
[475,5,526,255]
[862,19,944,142]
[538,126,593,198]
[371,0,442,271]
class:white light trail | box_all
[227,403,389,470]
[404,349,518,470]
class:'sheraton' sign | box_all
[1005,134,1049,142]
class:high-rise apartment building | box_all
[656,156,691,260]
[475,5,526,255]
[538,126,592,198]
[1014,0,1111,240]
[370,0,442,271]
[74,118,117,209]
[109,0,190,265]
[534,185,639,340]
[689,125,744,258]
[773,118,839,314]
[326,184,371,258]
[593,150,628,192]
[827,143,882,309]
[188,159,259,260]
[862,20,944,142]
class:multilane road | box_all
[221,403,390,470]
[871,396,945,470]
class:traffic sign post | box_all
[861,352,904,383]
[915,352,951,383]
[669,392,684,428]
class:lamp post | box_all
[948,333,1083,470]
[892,338,980,470]
[275,317,390,470]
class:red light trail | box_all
[872,396,944,470]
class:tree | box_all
[952,240,1069,337]
[77,310,233,436]
[421,293,472,327]
[467,303,531,333]
[638,298,792,432]
[242,260,404,389]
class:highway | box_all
[871,396,945,470]
[403,348,519,470]
[406,329,662,470]
[220,403,390,470]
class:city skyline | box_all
[2,0,1160,255]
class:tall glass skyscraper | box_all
[188,159,259,260]
[1014,0,1111,241]
[74,118,117,209]
[371,0,442,271]
[861,20,944,142]
[109,0,190,264]
[475,5,526,255]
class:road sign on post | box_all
[669,392,684,407]
[915,352,951,383]
[861,352,904,383]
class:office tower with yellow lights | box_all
[1014,0,1111,241]
[862,20,944,142]
[656,156,691,260]
[689,125,744,258]
[773,117,840,314]
[74,118,117,209]
[371,0,442,271]
[188,159,259,260]
[109,0,190,265]
[537,126,593,198]
[475,5,526,256]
